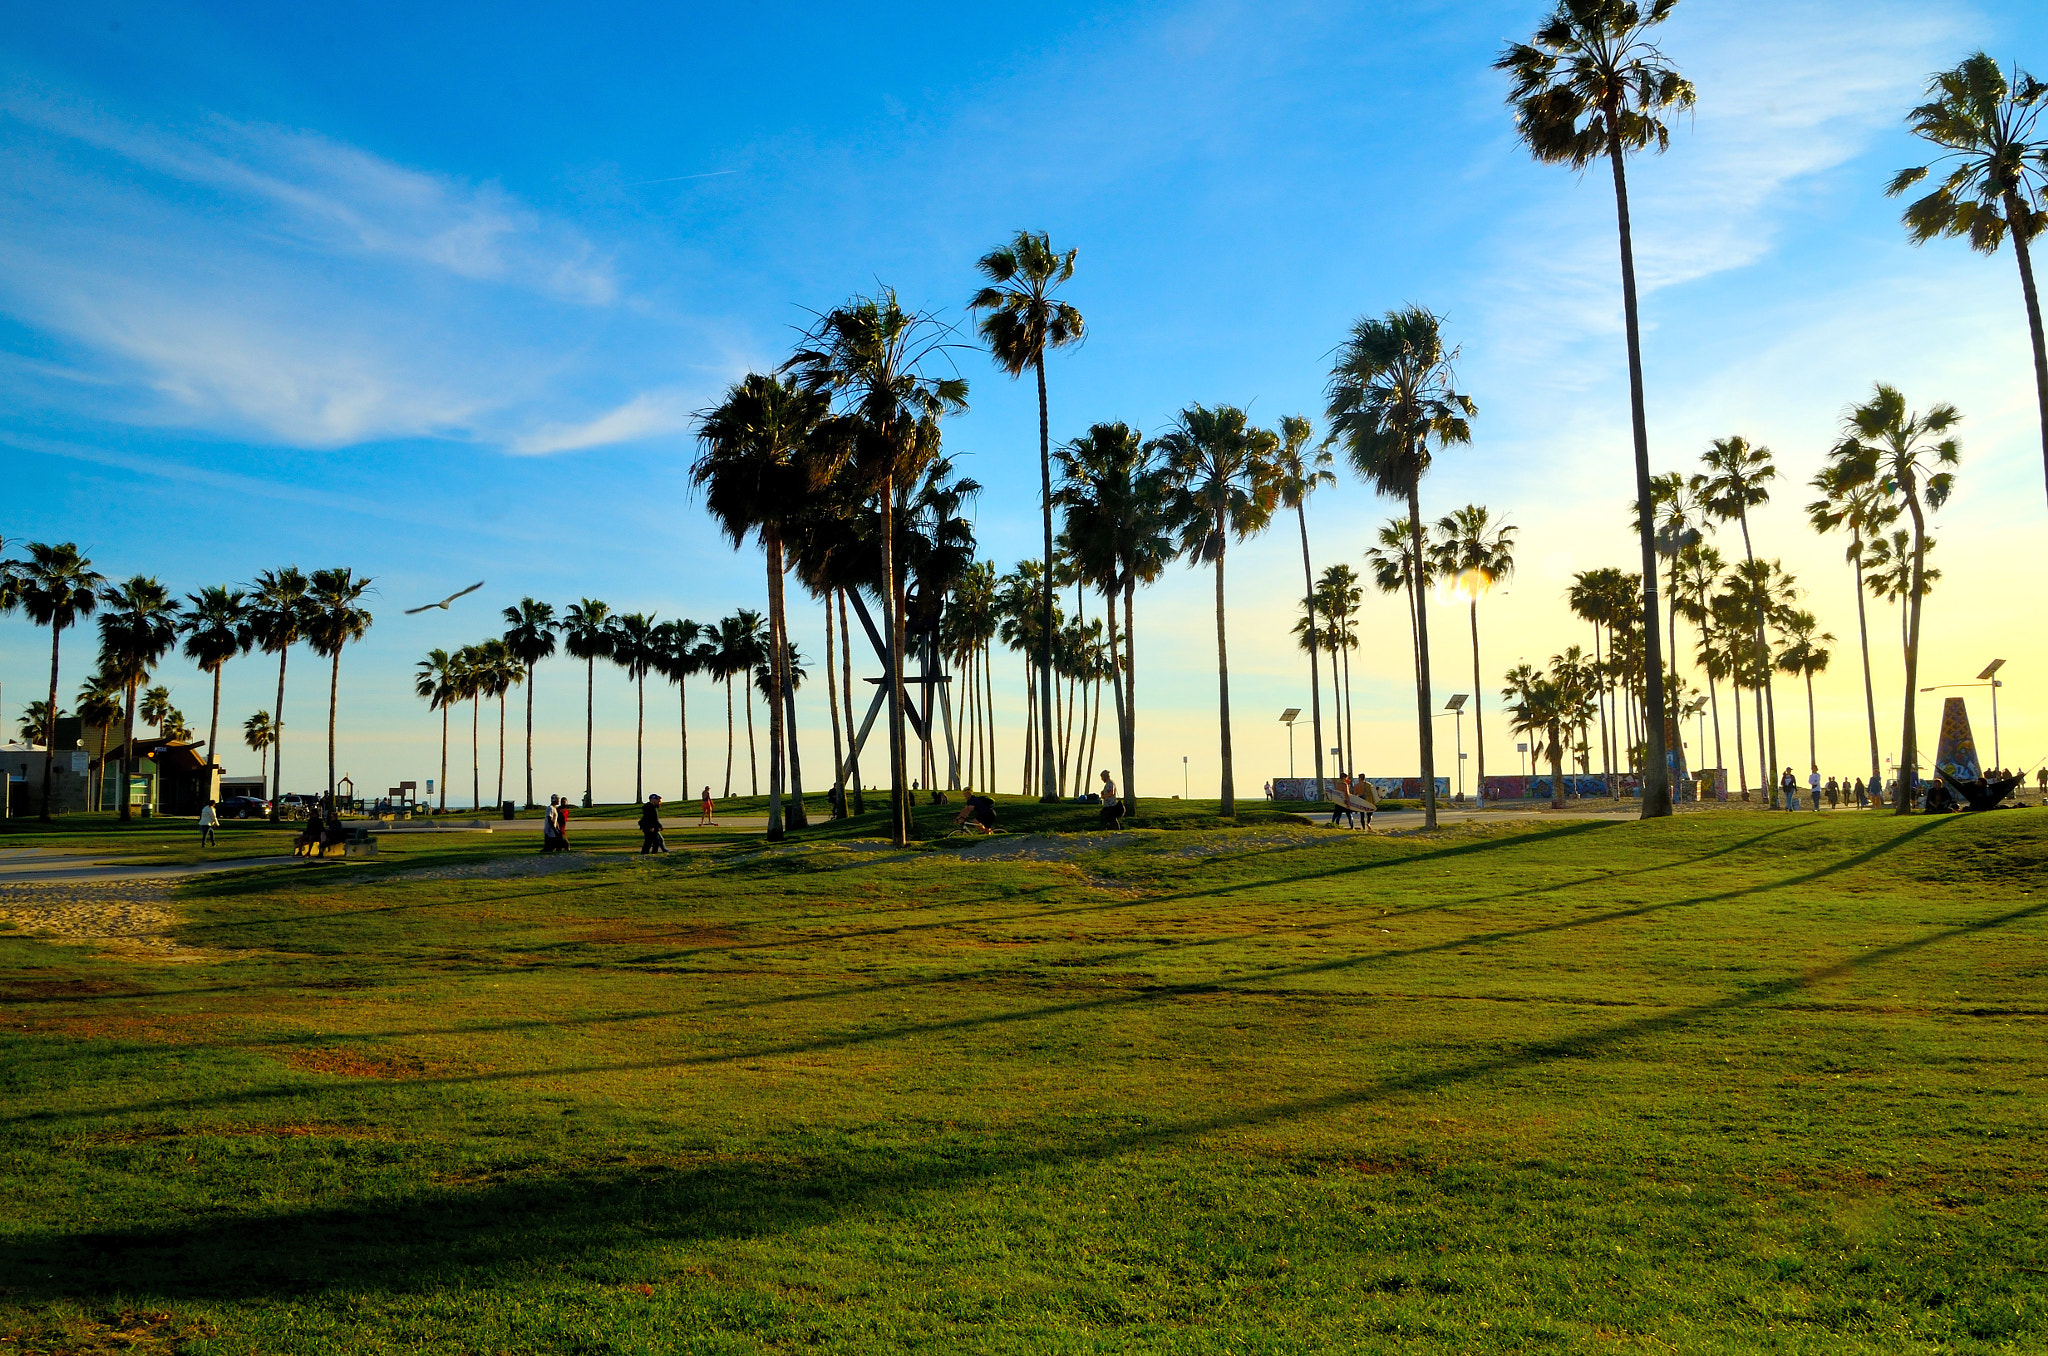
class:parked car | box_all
[219,795,271,819]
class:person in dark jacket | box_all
[638,794,668,854]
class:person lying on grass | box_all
[954,790,997,835]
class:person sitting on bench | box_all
[954,790,997,835]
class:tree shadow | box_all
[4,874,2035,1306]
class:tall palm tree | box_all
[1639,470,1709,677]
[653,619,705,807]
[1566,568,1620,786]
[1700,435,1783,805]
[1890,53,2048,504]
[77,673,123,810]
[95,577,181,822]
[15,543,105,821]
[605,613,662,809]
[786,290,967,844]
[1498,0,1693,818]
[304,568,373,803]
[562,600,613,807]
[1325,306,1475,828]
[242,710,275,795]
[1726,558,1798,796]
[694,371,841,839]
[414,649,458,814]
[1671,542,1728,786]
[1316,563,1364,767]
[501,599,558,809]
[1862,528,1941,659]
[1367,516,1427,701]
[710,611,768,799]
[179,585,253,788]
[1053,421,1164,805]
[1806,464,1899,786]
[969,231,1084,803]
[1774,610,1835,773]
[1503,653,1597,809]
[1153,403,1280,817]
[248,567,310,818]
[450,645,485,810]
[141,685,176,734]
[1433,505,1517,803]
[474,637,518,810]
[17,701,60,747]
[1827,385,1961,812]
[1270,414,1337,793]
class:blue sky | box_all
[3,0,2044,804]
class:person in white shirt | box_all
[198,800,219,847]
[1807,767,1823,812]
[1098,770,1126,828]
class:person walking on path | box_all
[1808,767,1823,812]
[1355,776,1379,832]
[697,786,716,827]
[1330,773,1354,829]
[556,796,571,851]
[1826,776,1840,809]
[542,794,561,853]
[1098,770,1125,828]
[639,794,669,854]
[1781,767,1799,811]
[198,800,219,847]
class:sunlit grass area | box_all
[1,810,2043,1353]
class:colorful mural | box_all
[1932,697,1981,783]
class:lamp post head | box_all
[1978,658,2006,681]
[1279,708,1300,725]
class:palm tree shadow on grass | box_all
[1,817,2022,1308]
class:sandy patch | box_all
[0,882,222,963]
[372,852,597,884]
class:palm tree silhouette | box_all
[305,568,373,803]
[605,613,662,811]
[95,576,181,821]
[1498,0,1694,818]
[695,371,840,837]
[786,290,966,844]
[242,710,274,799]
[1327,307,1474,828]
[1890,53,2048,504]
[1670,542,1728,787]
[179,585,253,788]
[1271,415,1336,793]
[970,231,1083,804]
[1806,464,1898,788]
[77,672,124,810]
[562,600,613,808]
[1701,436,1783,805]
[1827,385,1961,812]
[15,543,105,821]
[1154,403,1281,818]
[1773,609,1835,773]
[475,637,519,810]
[414,649,458,814]
[1433,505,1517,803]
[248,568,310,818]
[653,619,705,812]
[501,599,558,809]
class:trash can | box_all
[501,800,516,820]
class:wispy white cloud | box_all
[512,389,701,456]
[0,83,706,451]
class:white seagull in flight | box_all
[404,581,485,615]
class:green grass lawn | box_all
[1,809,2044,1353]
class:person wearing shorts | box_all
[698,787,716,827]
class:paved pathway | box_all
[0,848,305,885]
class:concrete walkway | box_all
[0,848,306,885]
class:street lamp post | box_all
[1279,708,1300,781]
[1182,756,1189,801]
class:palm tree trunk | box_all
[1851,546,1881,784]
[439,703,448,814]
[1899,487,1929,813]
[633,672,644,806]
[326,649,340,803]
[1548,722,1565,810]
[1805,669,1818,772]
[270,648,288,820]
[2005,190,2048,507]
[471,697,480,812]
[1295,504,1325,793]
[825,594,845,817]
[119,680,137,821]
[783,653,807,829]
[764,530,787,842]
[1327,637,1345,772]
[1023,661,1035,795]
[497,691,507,808]
[1213,520,1235,817]
[1035,356,1058,802]
[1732,680,1748,799]
[1592,625,1610,792]
[1700,621,1723,796]
[583,656,594,809]
[1605,115,1672,820]
[1122,580,1137,803]
[723,674,735,799]
[1105,581,1126,802]
[744,669,758,797]
[523,662,535,809]
[1752,648,1770,803]
[882,478,911,845]
[1406,481,1437,828]
[205,663,223,797]
[678,672,689,807]
[838,590,864,815]
[1341,634,1356,774]
[1468,600,1485,802]
[39,626,62,822]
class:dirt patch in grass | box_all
[0,1308,209,1355]
[0,977,149,1003]
[283,1047,444,1079]
[371,853,598,885]
[0,884,225,963]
